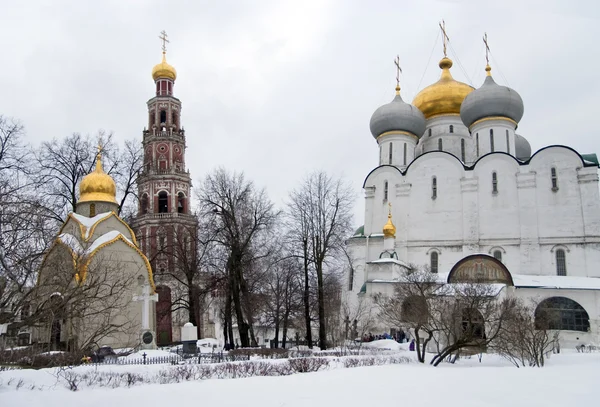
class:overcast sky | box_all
[1,0,599,226]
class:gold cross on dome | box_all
[483,32,490,65]
[439,20,450,57]
[394,55,402,90]
[159,30,170,53]
[388,201,392,216]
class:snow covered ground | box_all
[1,350,599,406]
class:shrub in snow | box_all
[288,357,330,373]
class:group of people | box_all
[361,330,407,343]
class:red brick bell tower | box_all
[132,32,199,346]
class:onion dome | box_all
[382,210,396,238]
[515,134,532,161]
[370,86,426,139]
[460,65,524,128]
[152,52,177,81]
[79,150,118,204]
[413,57,474,119]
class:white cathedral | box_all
[344,47,600,348]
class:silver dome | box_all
[460,74,524,128]
[370,93,426,139]
[515,134,531,161]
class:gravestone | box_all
[181,322,198,354]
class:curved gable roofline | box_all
[362,145,597,189]
[59,212,138,246]
[362,164,403,188]
[525,144,597,168]
[471,150,521,167]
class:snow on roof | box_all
[86,230,133,254]
[71,212,113,238]
[58,231,133,256]
[513,274,600,290]
[369,258,410,267]
[58,233,83,253]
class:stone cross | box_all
[134,284,158,330]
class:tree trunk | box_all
[302,240,313,348]
[316,259,327,350]
[273,318,280,349]
[224,292,234,350]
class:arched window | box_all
[460,139,465,162]
[506,130,510,154]
[89,203,96,217]
[430,251,439,273]
[177,192,185,214]
[160,110,167,124]
[428,128,432,137]
[492,172,498,194]
[403,143,407,165]
[431,176,437,200]
[490,129,495,152]
[141,194,149,214]
[150,112,156,128]
[551,167,558,191]
[449,125,454,133]
[383,181,388,201]
[535,297,589,332]
[438,139,442,151]
[493,250,502,262]
[389,143,393,164]
[158,191,169,213]
[556,249,567,276]
[476,133,480,157]
[172,112,178,128]
[348,267,354,291]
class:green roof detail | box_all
[582,153,599,166]
[354,225,364,236]
[359,282,367,293]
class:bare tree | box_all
[35,133,142,222]
[0,116,54,342]
[112,139,143,220]
[375,266,440,363]
[492,298,558,367]
[429,283,518,366]
[149,218,217,339]
[197,168,279,348]
[286,171,354,350]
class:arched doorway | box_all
[155,285,173,345]
[535,297,590,332]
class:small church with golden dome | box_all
[344,25,600,349]
[32,150,157,351]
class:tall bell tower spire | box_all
[132,32,199,346]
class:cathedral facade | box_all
[345,49,600,348]
[132,43,212,346]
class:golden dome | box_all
[152,52,177,81]
[412,57,474,119]
[79,150,118,204]
[383,212,396,238]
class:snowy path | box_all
[2,353,599,406]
